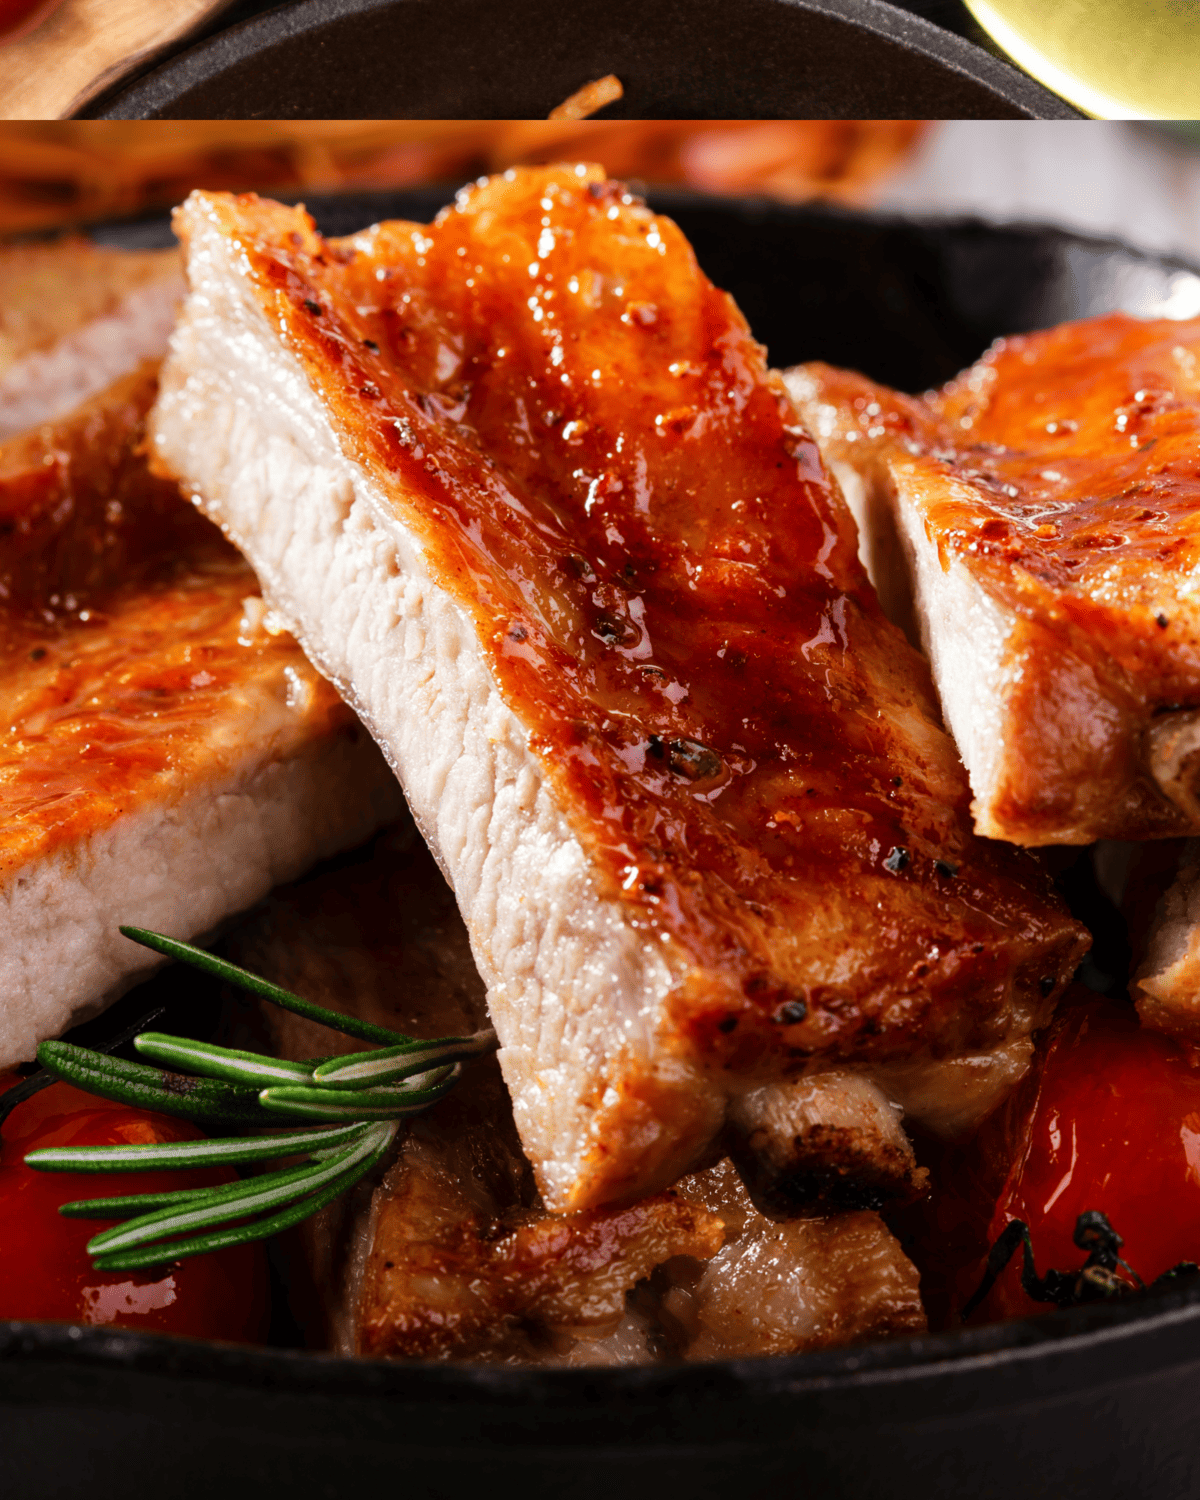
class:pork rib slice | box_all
[152,174,1087,1212]
[225,817,924,1363]
[0,364,404,1067]
[787,314,1200,845]
[0,236,183,439]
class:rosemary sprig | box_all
[92,1128,399,1274]
[312,1034,494,1089]
[117,926,410,1045]
[21,927,497,1268]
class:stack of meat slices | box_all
[0,240,404,1069]
[786,319,1200,1047]
[0,236,184,441]
[147,166,1091,1356]
[787,319,1200,847]
[221,823,926,1363]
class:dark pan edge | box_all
[79,0,1082,120]
[79,186,1200,286]
[81,184,1200,284]
[7,1275,1200,1424]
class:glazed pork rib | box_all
[0,237,183,439]
[787,314,1200,845]
[0,365,404,1068]
[151,172,1086,1212]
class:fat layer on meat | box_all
[667,1158,924,1358]
[0,365,403,1066]
[221,820,924,1363]
[788,316,1200,845]
[0,237,183,439]
[152,175,1087,1211]
[1133,839,1200,1039]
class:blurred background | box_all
[2,121,1200,267]
[0,120,926,235]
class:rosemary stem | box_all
[85,1130,385,1255]
[89,1122,399,1271]
[118,927,416,1046]
[26,1120,374,1174]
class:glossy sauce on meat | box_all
[933,316,1200,706]
[813,317,1200,741]
[799,317,1200,843]
[0,365,358,870]
[214,171,1084,1067]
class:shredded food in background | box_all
[0,120,928,236]
[548,74,624,120]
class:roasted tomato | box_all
[0,1073,270,1341]
[0,0,66,42]
[913,988,1200,1326]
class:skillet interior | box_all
[4,190,1200,1500]
[78,0,1081,121]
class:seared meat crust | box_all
[0,364,402,1065]
[154,173,1086,1209]
[225,822,924,1364]
[789,315,1200,844]
[0,237,182,439]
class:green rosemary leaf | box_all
[36,1041,269,1129]
[310,1029,497,1090]
[89,1124,397,1270]
[118,927,414,1046]
[26,1120,373,1174]
[133,1033,315,1088]
[258,1073,459,1121]
[59,1186,215,1219]
[85,1132,379,1255]
[0,1003,168,1129]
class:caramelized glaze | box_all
[801,316,1200,842]
[0,365,358,871]
[201,173,1086,1068]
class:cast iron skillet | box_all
[4,190,1200,1500]
[80,0,1082,120]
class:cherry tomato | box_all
[0,1073,270,1342]
[912,989,1200,1326]
[0,0,66,42]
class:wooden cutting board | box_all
[0,0,236,119]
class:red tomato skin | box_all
[0,0,66,42]
[975,995,1200,1320]
[0,1074,270,1343]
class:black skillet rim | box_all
[80,0,1082,120]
